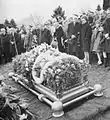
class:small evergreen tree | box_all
[51,5,66,22]
[96,5,101,11]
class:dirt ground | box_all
[0,62,110,120]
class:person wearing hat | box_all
[80,16,92,64]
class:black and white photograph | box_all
[0,0,110,120]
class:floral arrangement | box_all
[13,43,89,97]
[40,55,89,98]
[13,43,52,80]
[32,48,61,84]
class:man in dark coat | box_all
[54,22,66,52]
[24,26,33,51]
[0,28,10,63]
[80,16,92,64]
[40,23,52,45]
[103,7,110,69]
[103,0,110,11]
[67,16,82,56]
[8,28,20,59]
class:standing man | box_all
[24,25,33,51]
[103,0,110,11]
[40,22,52,45]
[80,16,92,64]
[54,22,66,52]
[67,15,82,56]
[103,7,110,70]
[0,28,10,63]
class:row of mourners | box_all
[0,8,110,70]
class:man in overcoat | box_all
[40,23,52,45]
[80,16,92,64]
[67,16,82,56]
[0,28,10,63]
[54,22,66,52]
[103,7,110,69]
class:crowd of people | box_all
[0,6,110,70]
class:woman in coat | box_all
[91,22,104,65]
[80,16,92,64]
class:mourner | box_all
[24,25,33,51]
[103,7,110,70]
[40,22,52,45]
[54,21,66,52]
[81,16,92,64]
[91,21,104,65]
[8,27,21,58]
[0,3,110,68]
[0,28,10,63]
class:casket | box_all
[9,44,103,117]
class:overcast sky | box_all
[0,0,103,23]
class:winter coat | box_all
[8,33,20,56]
[103,14,110,53]
[81,22,92,52]
[54,26,66,52]
[91,28,103,53]
[40,28,52,45]
[67,22,81,54]
[24,31,33,51]
[103,0,110,10]
[0,34,10,56]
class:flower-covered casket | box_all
[9,43,103,117]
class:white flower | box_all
[19,113,28,120]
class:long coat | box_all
[54,26,66,52]
[67,22,81,54]
[0,34,10,60]
[91,28,103,53]
[103,14,110,53]
[81,22,92,52]
[24,31,33,51]
[103,0,110,10]
[40,28,52,45]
